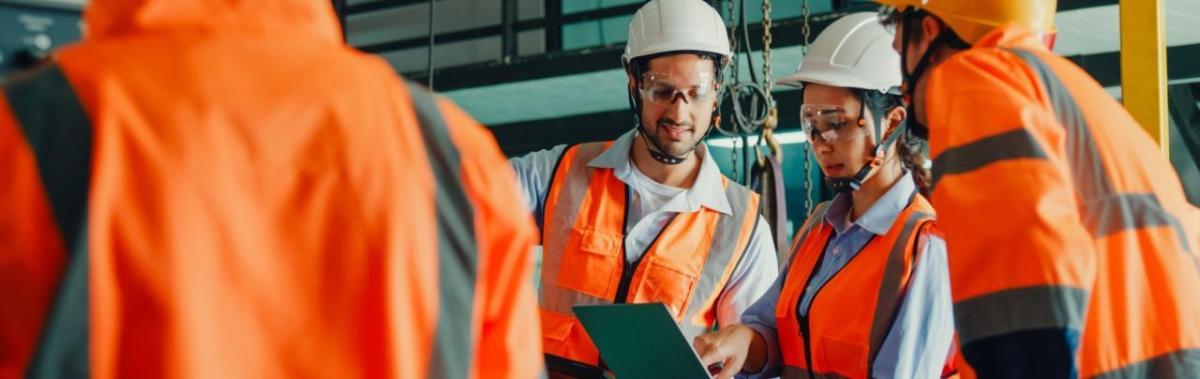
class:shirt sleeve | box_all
[716,215,780,378]
[871,235,955,379]
[507,144,568,220]
[736,264,786,379]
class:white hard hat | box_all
[623,0,731,65]
[776,12,901,93]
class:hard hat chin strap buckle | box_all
[826,122,907,193]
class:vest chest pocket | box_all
[818,333,868,375]
[631,258,699,321]
[557,227,623,299]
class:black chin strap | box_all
[825,120,907,193]
[899,9,959,140]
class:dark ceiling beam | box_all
[397,0,1119,89]
[357,3,643,53]
[492,42,1200,157]
[405,9,860,91]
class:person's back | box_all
[924,26,1200,376]
[0,0,541,378]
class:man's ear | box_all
[920,15,942,46]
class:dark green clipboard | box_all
[573,303,712,379]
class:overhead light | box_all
[706,130,809,148]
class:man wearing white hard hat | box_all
[507,0,779,374]
[691,12,955,379]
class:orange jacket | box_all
[924,25,1200,377]
[538,142,760,365]
[775,195,947,378]
[0,1,541,378]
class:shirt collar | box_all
[588,129,733,215]
[824,170,917,235]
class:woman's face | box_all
[801,83,877,179]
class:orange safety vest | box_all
[0,1,541,377]
[775,192,947,378]
[538,142,761,365]
[924,25,1200,377]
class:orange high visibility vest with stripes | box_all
[775,193,944,378]
[924,25,1200,377]
[538,142,761,365]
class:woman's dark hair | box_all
[856,89,932,197]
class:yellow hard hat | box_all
[874,0,1057,45]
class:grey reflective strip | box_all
[780,366,849,379]
[681,182,754,338]
[1007,49,1115,200]
[930,128,1048,191]
[867,210,932,370]
[540,142,611,314]
[4,63,92,379]
[1087,193,1192,252]
[954,285,1089,345]
[1008,48,1193,252]
[781,202,830,282]
[406,81,478,379]
[1092,348,1200,379]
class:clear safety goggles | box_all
[639,72,717,107]
[800,104,866,145]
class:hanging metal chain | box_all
[726,0,740,182]
[800,0,813,213]
[759,0,782,165]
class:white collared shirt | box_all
[509,129,779,327]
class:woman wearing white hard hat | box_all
[691,12,955,378]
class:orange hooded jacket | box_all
[0,1,541,378]
[924,25,1200,377]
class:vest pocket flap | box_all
[557,228,622,298]
[818,334,868,375]
[633,258,699,320]
[573,228,621,256]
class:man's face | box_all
[629,54,719,157]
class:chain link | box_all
[800,0,813,213]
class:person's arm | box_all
[693,216,781,379]
[714,216,779,327]
[440,98,542,378]
[872,234,955,378]
[925,49,1098,377]
[507,144,568,219]
[693,268,785,379]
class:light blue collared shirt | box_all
[509,129,780,330]
[739,171,955,378]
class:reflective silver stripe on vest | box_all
[780,202,831,283]
[405,81,479,379]
[540,143,757,343]
[4,62,93,379]
[867,209,932,372]
[678,182,756,341]
[540,143,613,312]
